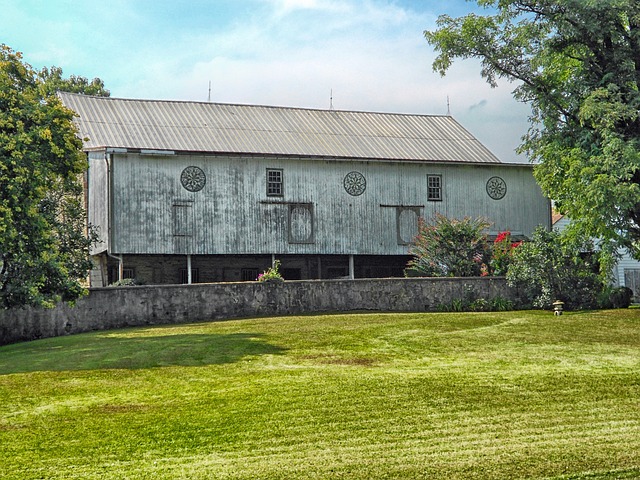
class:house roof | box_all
[59,92,502,164]
[552,212,565,225]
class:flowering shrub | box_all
[490,231,522,276]
[258,260,284,283]
[405,214,492,277]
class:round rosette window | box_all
[486,176,507,200]
[180,166,206,192]
[343,171,366,196]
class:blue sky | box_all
[1,0,531,163]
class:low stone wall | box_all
[0,277,513,346]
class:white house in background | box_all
[60,92,551,287]
[553,213,640,299]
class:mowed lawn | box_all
[1,309,639,479]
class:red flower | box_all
[494,231,511,244]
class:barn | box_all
[59,92,551,286]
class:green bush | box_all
[469,298,491,312]
[506,227,604,310]
[405,214,491,277]
[607,286,634,308]
[491,296,514,311]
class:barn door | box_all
[172,199,194,254]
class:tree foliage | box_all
[425,1,640,258]
[38,66,110,98]
[506,227,603,310]
[406,214,491,277]
[0,44,100,308]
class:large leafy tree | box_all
[0,45,105,308]
[425,0,640,258]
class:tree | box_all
[0,45,99,308]
[405,214,491,277]
[425,1,640,259]
[506,227,603,310]
[39,66,110,97]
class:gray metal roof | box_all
[59,92,502,164]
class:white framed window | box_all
[267,169,283,197]
[427,175,442,202]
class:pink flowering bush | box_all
[405,214,492,277]
[406,216,527,278]
[258,260,284,283]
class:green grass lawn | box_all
[1,309,639,479]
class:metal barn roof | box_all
[59,92,502,164]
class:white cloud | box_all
[112,0,530,161]
[1,0,531,162]
[127,1,430,98]
[265,0,351,16]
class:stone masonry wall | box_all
[0,277,514,346]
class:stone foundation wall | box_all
[0,277,514,346]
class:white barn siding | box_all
[87,151,109,255]
[108,153,548,256]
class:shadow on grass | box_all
[0,332,287,374]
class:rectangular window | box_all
[108,267,135,284]
[180,268,200,284]
[282,268,301,280]
[241,268,259,281]
[267,169,283,197]
[427,175,442,202]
